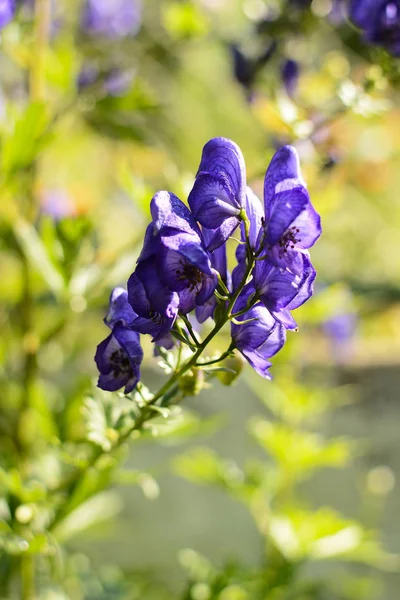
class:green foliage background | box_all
[0,0,399,598]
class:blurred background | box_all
[0,0,400,598]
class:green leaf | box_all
[2,102,50,175]
[249,419,351,478]
[52,491,122,543]
[13,218,66,298]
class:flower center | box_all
[148,309,163,324]
[110,348,132,379]
[176,261,204,291]
[278,226,301,257]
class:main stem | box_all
[50,243,256,532]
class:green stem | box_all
[50,217,257,533]
[179,313,200,347]
[196,342,235,367]
[30,0,52,102]
[21,555,35,600]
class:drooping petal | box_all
[203,217,241,252]
[271,309,298,330]
[254,260,303,312]
[232,304,276,350]
[241,348,273,379]
[286,255,316,310]
[177,287,198,314]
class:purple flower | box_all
[95,323,143,393]
[149,191,218,314]
[77,64,134,96]
[0,0,15,29]
[252,252,315,328]
[81,0,142,38]
[195,228,230,323]
[350,0,400,56]
[104,287,137,329]
[281,59,300,98]
[40,189,77,220]
[188,138,247,251]
[127,258,179,348]
[231,294,286,379]
[77,65,98,91]
[263,146,321,274]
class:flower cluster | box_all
[350,0,400,57]
[95,138,321,393]
[81,0,142,39]
[0,0,15,29]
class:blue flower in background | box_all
[77,64,134,97]
[188,137,247,251]
[82,0,142,38]
[350,0,400,56]
[281,59,300,99]
[95,323,143,393]
[0,0,15,29]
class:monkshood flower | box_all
[127,258,178,348]
[281,59,300,99]
[188,138,247,251]
[95,323,143,393]
[262,146,321,274]
[253,253,316,329]
[229,41,277,98]
[196,227,230,323]
[147,191,218,314]
[40,189,77,220]
[77,64,134,97]
[104,287,136,329]
[96,286,143,393]
[350,0,400,56]
[0,0,15,29]
[81,0,142,38]
[231,293,286,379]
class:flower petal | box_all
[151,190,200,237]
[264,145,305,213]
[194,137,246,205]
[266,186,309,246]
[188,172,241,228]
[203,217,240,251]
[254,260,303,311]
[104,287,137,329]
